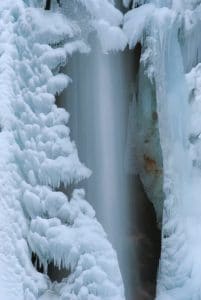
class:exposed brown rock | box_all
[143,155,162,175]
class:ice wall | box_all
[124,1,201,299]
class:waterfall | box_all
[57,34,139,298]
[58,29,162,300]
[2,1,201,299]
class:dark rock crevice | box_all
[31,252,70,283]
[129,176,161,299]
[128,41,162,299]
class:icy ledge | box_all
[0,1,125,299]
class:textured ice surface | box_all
[61,0,127,52]
[123,0,201,299]
[0,0,125,299]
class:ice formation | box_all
[3,0,201,298]
[123,0,201,299]
[0,0,126,299]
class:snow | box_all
[0,0,126,299]
[123,4,155,49]
[75,0,123,26]
[39,291,59,300]
[28,191,125,298]
[93,20,127,52]
[61,0,127,52]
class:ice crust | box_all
[0,1,126,299]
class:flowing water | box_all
[58,33,161,300]
[58,35,138,297]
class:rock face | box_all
[129,178,161,300]
[134,57,164,226]
[127,42,164,227]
